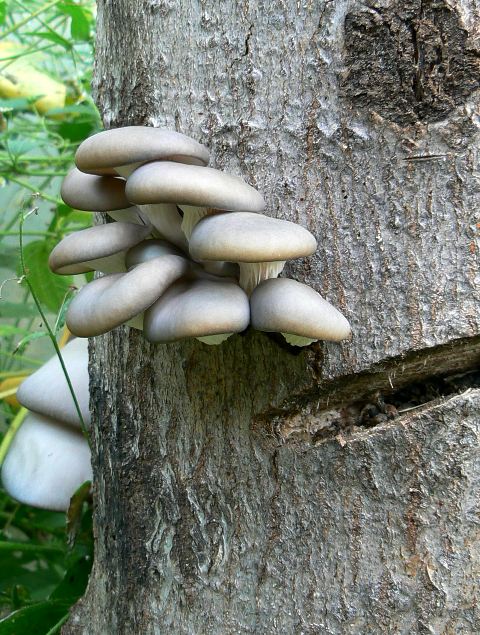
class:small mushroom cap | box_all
[1,412,92,512]
[125,239,186,268]
[66,255,190,337]
[16,338,90,429]
[126,162,265,212]
[49,222,151,275]
[61,168,130,211]
[250,278,351,342]
[189,212,317,262]
[144,277,250,343]
[75,127,210,175]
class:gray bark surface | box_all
[65,1,480,633]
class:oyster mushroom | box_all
[1,412,92,512]
[75,126,209,177]
[16,338,90,429]
[66,255,190,336]
[125,161,265,239]
[189,212,317,294]
[48,222,151,275]
[61,167,147,225]
[250,278,351,346]
[144,275,250,345]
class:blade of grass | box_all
[0,407,28,467]
[0,540,65,553]
[7,177,63,206]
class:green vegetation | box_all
[0,1,99,631]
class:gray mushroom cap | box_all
[126,161,265,238]
[125,239,186,268]
[75,127,210,177]
[66,255,190,337]
[16,338,90,429]
[250,278,351,346]
[189,212,317,294]
[49,222,151,275]
[1,412,92,512]
[144,276,250,344]
[126,161,265,210]
[61,168,130,211]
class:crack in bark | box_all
[254,336,480,447]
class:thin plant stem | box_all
[7,177,63,205]
[19,207,89,444]
[0,540,64,553]
[0,407,28,467]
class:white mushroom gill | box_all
[196,333,233,345]
[139,203,188,251]
[114,162,143,178]
[179,204,212,239]
[238,261,286,296]
[281,333,316,347]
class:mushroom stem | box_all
[107,206,149,226]
[196,333,233,345]
[238,261,286,295]
[281,333,316,347]
[139,203,188,251]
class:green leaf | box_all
[0,97,32,112]
[0,600,68,635]
[49,554,91,604]
[19,240,74,313]
[0,325,28,337]
[0,2,8,26]
[66,481,91,548]
[13,330,48,354]
[0,302,39,319]
[6,138,38,158]
[24,31,72,51]
[60,4,92,41]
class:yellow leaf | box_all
[0,376,25,407]
[0,41,66,114]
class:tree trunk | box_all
[65,1,480,633]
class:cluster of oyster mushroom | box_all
[1,339,91,511]
[49,127,351,347]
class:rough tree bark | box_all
[65,1,480,633]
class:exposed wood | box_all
[64,0,480,632]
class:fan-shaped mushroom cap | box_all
[49,222,151,275]
[61,167,148,226]
[144,276,250,344]
[66,255,190,337]
[75,127,210,177]
[16,338,90,429]
[250,278,351,346]
[125,239,186,268]
[61,168,130,212]
[125,161,265,238]
[189,212,317,294]
[1,412,92,512]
